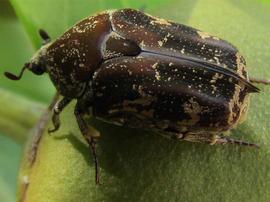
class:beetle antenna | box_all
[39,29,51,45]
[4,63,29,80]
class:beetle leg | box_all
[173,132,259,148]
[48,97,72,133]
[249,77,270,85]
[174,132,216,144]
[213,135,260,148]
[74,103,100,184]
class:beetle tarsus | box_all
[48,112,60,133]
[48,97,71,134]
[87,138,100,184]
[214,136,259,148]
[75,104,100,184]
[249,77,270,85]
[172,133,259,148]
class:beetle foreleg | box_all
[48,97,72,133]
[74,103,100,184]
[249,77,270,85]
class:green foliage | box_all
[1,0,270,201]
[0,5,54,103]
[0,2,48,201]
[0,135,20,202]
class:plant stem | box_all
[0,88,46,144]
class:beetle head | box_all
[4,29,51,80]
[5,29,86,98]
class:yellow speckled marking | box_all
[235,52,246,78]
[210,73,223,83]
[140,40,146,47]
[227,81,249,128]
[197,31,220,41]
[149,16,172,26]
[152,62,158,69]
[182,98,202,125]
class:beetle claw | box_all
[48,112,60,134]
[48,126,59,134]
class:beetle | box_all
[5,8,269,184]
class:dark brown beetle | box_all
[5,8,269,183]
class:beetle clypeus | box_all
[5,8,270,184]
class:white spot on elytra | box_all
[152,63,158,69]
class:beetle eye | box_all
[31,63,45,75]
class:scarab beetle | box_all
[5,8,269,183]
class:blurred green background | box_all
[0,0,270,201]
[0,1,52,201]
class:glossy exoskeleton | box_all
[5,8,269,183]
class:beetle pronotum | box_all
[5,9,269,183]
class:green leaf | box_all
[0,88,45,202]
[0,88,45,143]
[9,0,270,201]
